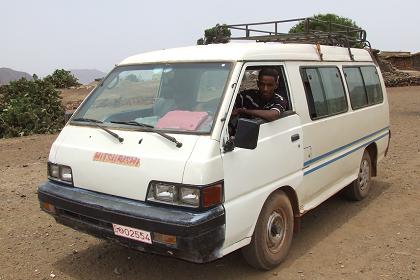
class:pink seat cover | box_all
[156,111,209,131]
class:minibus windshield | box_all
[72,62,232,134]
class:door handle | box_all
[291,134,300,142]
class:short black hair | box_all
[258,68,279,81]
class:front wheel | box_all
[344,150,372,201]
[242,190,294,270]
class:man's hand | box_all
[231,108,243,117]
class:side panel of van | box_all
[286,62,389,211]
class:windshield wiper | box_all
[73,118,124,143]
[111,120,183,148]
[111,120,154,128]
[73,117,102,123]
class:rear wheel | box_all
[345,150,372,201]
[242,190,294,270]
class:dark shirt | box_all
[235,89,288,114]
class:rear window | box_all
[343,66,383,109]
[361,67,384,104]
[301,67,348,120]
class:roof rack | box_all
[220,18,371,61]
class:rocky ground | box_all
[377,57,420,87]
[382,71,420,87]
[0,86,419,280]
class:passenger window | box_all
[319,68,347,115]
[304,69,328,118]
[301,67,347,120]
[360,67,383,105]
[343,67,368,109]
[343,66,383,109]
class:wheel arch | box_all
[275,185,301,233]
[277,186,300,217]
[366,142,378,177]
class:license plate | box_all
[112,223,152,244]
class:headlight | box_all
[49,164,60,178]
[154,183,177,202]
[147,181,223,209]
[48,162,73,185]
[180,187,200,206]
[60,166,73,182]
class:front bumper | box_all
[38,181,225,263]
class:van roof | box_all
[119,43,373,65]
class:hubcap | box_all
[266,211,285,253]
[358,159,370,191]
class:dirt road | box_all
[1,87,419,280]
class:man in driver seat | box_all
[233,68,287,122]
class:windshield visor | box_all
[72,63,232,133]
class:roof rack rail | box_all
[222,18,369,47]
[220,18,371,61]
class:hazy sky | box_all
[2,0,418,76]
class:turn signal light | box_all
[41,202,56,214]
[202,183,223,208]
[153,233,177,245]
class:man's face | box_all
[257,75,278,101]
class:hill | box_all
[0,68,33,85]
[70,69,106,85]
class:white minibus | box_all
[38,21,390,270]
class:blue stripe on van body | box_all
[304,127,390,167]
[303,131,389,176]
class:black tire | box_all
[344,150,372,201]
[242,190,294,270]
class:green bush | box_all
[289,14,361,34]
[0,78,64,138]
[289,14,363,47]
[44,69,80,88]
[197,24,231,45]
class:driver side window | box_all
[227,65,291,137]
[238,65,291,111]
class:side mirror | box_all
[234,118,263,149]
